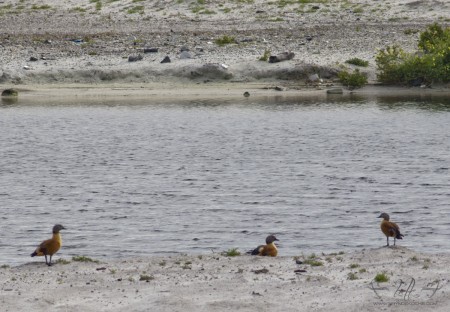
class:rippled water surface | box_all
[1,94,449,265]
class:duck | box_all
[247,235,279,257]
[30,224,66,266]
[378,213,403,246]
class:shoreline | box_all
[1,247,449,311]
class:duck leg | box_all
[47,255,53,266]
[394,237,396,246]
[44,255,49,265]
[386,236,389,247]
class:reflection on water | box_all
[1,93,449,265]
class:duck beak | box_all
[377,214,382,218]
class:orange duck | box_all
[31,224,66,266]
[378,213,403,246]
[248,235,279,257]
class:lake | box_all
[1,93,449,265]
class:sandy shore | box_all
[1,247,449,311]
[1,0,449,90]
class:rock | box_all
[305,35,313,41]
[243,91,250,97]
[268,51,295,63]
[275,86,286,91]
[1,88,18,97]
[327,88,344,94]
[128,54,143,62]
[143,48,158,53]
[180,46,189,52]
[308,74,320,82]
[161,56,171,63]
[179,51,192,59]
[29,56,38,62]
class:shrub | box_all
[215,35,236,46]
[376,23,450,85]
[345,58,369,67]
[374,272,389,283]
[224,248,241,257]
[259,49,271,61]
[338,69,368,89]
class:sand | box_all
[1,247,449,311]
[1,0,449,91]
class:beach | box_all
[1,247,449,311]
[1,0,449,91]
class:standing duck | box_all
[378,213,403,246]
[31,224,66,266]
[248,235,279,257]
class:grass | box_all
[72,256,99,263]
[55,258,71,265]
[127,5,144,14]
[359,268,367,273]
[31,4,52,10]
[374,272,389,283]
[0,264,10,269]
[225,248,241,257]
[349,263,360,269]
[347,272,358,280]
[345,58,369,67]
[303,253,324,266]
[70,7,87,13]
[139,274,154,281]
[215,35,236,46]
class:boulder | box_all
[1,88,18,96]
[128,54,143,62]
[268,51,295,63]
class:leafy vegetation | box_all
[374,272,389,283]
[215,35,236,46]
[72,256,99,263]
[347,272,358,280]
[139,274,154,281]
[259,49,271,61]
[338,68,368,89]
[345,58,369,67]
[376,23,450,85]
[224,248,241,257]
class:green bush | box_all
[338,69,368,89]
[215,35,236,46]
[345,58,369,67]
[376,23,450,85]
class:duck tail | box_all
[396,232,404,240]
[30,251,37,257]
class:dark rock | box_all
[179,51,192,59]
[409,77,424,87]
[29,56,38,62]
[243,91,250,97]
[1,88,18,97]
[268,51,295,63]
[327,88,344,94]
[161,56,171,63]
[256,10,265,14]
[128,54,143,62]
[180,46,190,52]
[275,86,286,91]
[312,6,320,10]
[143,48,158,53]
[305,36,313,41]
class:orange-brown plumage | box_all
[248,235,279,257]
[31,224,65,266]
[378,213,403,246]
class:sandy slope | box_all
[1,0,449,87]
[1,247,449,312]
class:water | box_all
[1,94,449,265]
